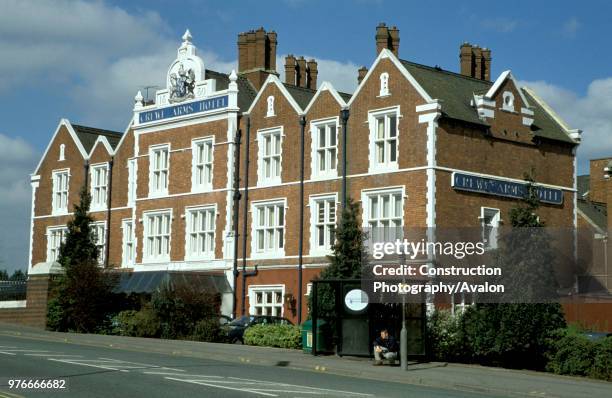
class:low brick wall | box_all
[0,274,56,328]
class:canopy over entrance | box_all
[113,271,231,295]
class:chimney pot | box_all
[307,59,318,90]
[358,66,368,84]
[297,56,307,88]
[285,55,297,85]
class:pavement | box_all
[0,322,609,398]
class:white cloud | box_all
[522,78,612,173]
[0,134,38,271]
[276,55,359,94]
[563,17,581,38]
[480,17,518,33]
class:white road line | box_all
[165,377,278,397]
[25,354,82,357]
[0,349,50,352]
[227,377,374,397]
[0,351,16,356]
[47,358,131,372]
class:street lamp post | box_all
[399,252,408,370]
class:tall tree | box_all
[321,197,367,279]
[47,186,114,333]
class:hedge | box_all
[546,328,612,381]
[243,324,301,349]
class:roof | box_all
[522,89,576,144]
[400,60,491,126]
[113,271,232,294]
[282,83,317,109]
[577,175,590,197]
[71,124,122,152]
[399,59,575,144]
[338,91,352,103]
[578,199,608,232]
[206,69,257,112]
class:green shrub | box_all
[460,303,565,369]
[427,309,464,361]
[191,318,224,343]
[113,308,160,338]
[547,329,612,381]
[151,281,220,339]
[243,324,301,349]
[590,336,612,381]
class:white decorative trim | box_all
[485,70,530,108]
[89,135,114,157]
[419,109,442,229]
[266,96,275,117]
[245,74,304,115]
[34,119,88,174]
[27,176,40,273]
[0,300,26,309]
[303,81,348,114]
[523,86,581,143]
[347,48,434,106]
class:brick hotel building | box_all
[28,24,582,323]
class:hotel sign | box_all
[138,95,228,124]
[452,172,563,205]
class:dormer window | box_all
[266,96,275,117]
[379,73,390,96]
[502,91,515,112]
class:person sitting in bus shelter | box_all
[373,328,398,366]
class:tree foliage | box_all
[47,186,115,333]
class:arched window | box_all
[379,72,390,96]
[59,144,65,161]
[502,91,515,112]
[266,96,275,117]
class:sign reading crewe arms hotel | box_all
[452,172,563,205]
[138,95,228,124]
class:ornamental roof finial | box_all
[182,29,192,43]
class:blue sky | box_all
[1,0,611,272]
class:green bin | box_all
[301,320,330,353]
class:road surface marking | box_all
[228,377,374,397]
[24,354,82,357]
[166,377,278,397]
[0,352,16,356]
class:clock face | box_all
[344,289,369,312]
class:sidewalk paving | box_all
[0,322,609,398]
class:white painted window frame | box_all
[184,204,217,261]
[480,207,501,250]
[90,221,106,266]
[257,127,283,187]
[368,106,400,173]
[361,186,405,243]
[191,137,214,193]
[51,169,70,215]
[148,144,170,198]
[143,209,172,263]
[248,284,285,317]
[310,117,339,180]
[502,91,516,112]
[251,198,287,259]
[46,225,67,263]
[127,159,137,206]
[90,163,109,211]
[309,193,338,256]
[121,219,135,267]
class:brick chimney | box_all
[375,23,399,56]
[284,55,297,85]
[589,158,612,204]
[358,66,368,84]
[297,56,307,88]
[237,27,278,89]
[459,42,491,81]
[307,59,318,90]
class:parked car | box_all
[225,315,293,344]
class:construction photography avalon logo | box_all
[0,1,611,397]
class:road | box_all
[0,334,505,398]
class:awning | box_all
[113,271,232,295]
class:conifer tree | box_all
[47,186,113,332]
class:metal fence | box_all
[0,280,27,301]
